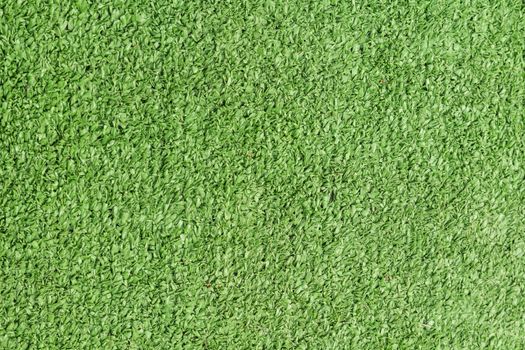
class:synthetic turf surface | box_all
[1,1,524,349]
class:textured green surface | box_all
[1,1,525,348]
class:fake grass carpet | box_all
[1,0,525,348]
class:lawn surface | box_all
[1,0,525,348]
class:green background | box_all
[1,0,524,348]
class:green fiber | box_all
[1,0,524,348]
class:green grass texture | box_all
[1,0,524,349]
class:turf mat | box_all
[1,0,525,349]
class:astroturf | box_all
[1,0,525,349]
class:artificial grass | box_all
[1,0,524,348]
